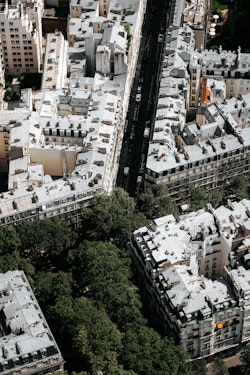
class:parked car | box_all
[136,94,141,102]
[124,167,130,176]
[143,128,150,138]
[137,176,143,184]
[158,33,164,43]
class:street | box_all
[116,0,171,199]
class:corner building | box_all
[128,199,250,359]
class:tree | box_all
[223,175,249,203]
[17,217,77,264]
[32,271,54,307]
[181,183,207,211]
[81,188,147,247]
[68,241,144,328]
[52,271,73,301]
[207,188,223,208]
[0,251,34,277]
[121,325,188,375]
[187,359,207,375]
[208,358,228,375]
[50,296,124,374]
[239,345,250,375]
[0,226,21,254]
[138,184,179,219]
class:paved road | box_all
[116,0,171,199]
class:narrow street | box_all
[116,0,171,199]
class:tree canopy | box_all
[138,184,179,219]
[68,240,144,328]
[81,188,147,247]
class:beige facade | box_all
[0,125,9,172]
[41,31,68,90]
[0,0,43,74]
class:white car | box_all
[136,94,141,102]
[137,176,142,184]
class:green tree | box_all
[106,365,137,375]
[239,345,250,375]
[0,226,21,254]
[50,296,124,374]
[122,326,188,375]
[52,271,73,300]
[187,359,207,375]
[138,184,179,219]
[68,241,144,328]
[208,358,228,375]
[180,184,207,211]
[32,271,54,306]
[0,251,34,277]
[223,175,249,203]
[81,188,147,247]
[17,217,76,263]
[207,187,223,208]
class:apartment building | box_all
[0,270,64,374]
[0,0,145,227]
[41,31,68,90]
[68,0,145,116]
[144,19,250,199]
[188,47,250,109]
[0,85,123,227]
[146,92,250,198]
[128,198,250,359]
[0,0,43,74]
